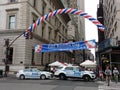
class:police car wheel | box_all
[19,75,25,80]
[59,74,66,80]
[40,74,46,80]
[83,75,90,81]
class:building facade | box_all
[0,0,71,73]
[97,0,120,71]
[61,0,87,64]
[66,0,93,63]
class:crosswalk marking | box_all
[97,81,120,90]
[0,78,7,80]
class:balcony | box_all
[98,38,119,51]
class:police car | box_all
[54,66,96,81]
[16,68,52,80]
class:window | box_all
[8,47,13,64]
[49,9,52,23]
[41,52,44,65]
[54,30,57,41]
[42,23,45,38]
[59,35,61,42]
[6,8,18,29]
[74,67,80,71]
[33,0,36,7]
[10,0,16,3]
[31,49,35,65]
[54,54,57,61]
[65,67,73,70]
[42,26,44,37]
[42,1,46,15]
[32,13,38,32]
[24,69,31,72]
[48,53,50,63]
[9,15,15,29]
[32,69,38,72]
[48,27,52,40]
[32,13,38,23]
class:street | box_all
[1,76,120,90]
[0,77,99,90]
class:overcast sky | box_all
[85,0,99,57]
[85,0,99,41]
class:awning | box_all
[80,60,96,67]
[48,61,67,67]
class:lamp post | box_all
[4,39,9,77]
[3,32,25,77]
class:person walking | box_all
[99,70,104,81]
[113,67,119,84]
[105,66,112,86]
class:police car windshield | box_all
[57,67,63,70]
[74,67,81,71]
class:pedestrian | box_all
[99,70,104,81]
[105,66,112,86]
[50,66,56,74]
[113,67,119,83]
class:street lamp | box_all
[2,28,33,77]
[3,32,27,77]
[4,39,9,77]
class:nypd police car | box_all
[16,68,52,80]
[54,66,96,81]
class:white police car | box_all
[16,68,52,80]
[54,66,96,81]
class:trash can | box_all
[0,70,3,77]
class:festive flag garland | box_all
[23,8,105,36]
[35,39,96,52]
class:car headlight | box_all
[49,72,52,75]
[46,72,52,75]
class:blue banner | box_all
[35,39,96,52]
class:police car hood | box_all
[83,70,94,74]
[40,71,52,74]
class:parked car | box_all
[16,68,52,80]
[54,66,96,81]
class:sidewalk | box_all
[0,74,16,80]
[98,81,120,90]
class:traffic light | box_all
[25,32,33,39]
[5,39,9,46]
[25,33,29,39]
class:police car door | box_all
[65,67,74,77]
[24,69,32,78]
[31,69,39,78]
[73,67,81,77]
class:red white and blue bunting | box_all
[23,8,105,37]
[22,8,105,52]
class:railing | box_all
[98,38,119,51]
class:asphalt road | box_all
[0,77,99,90]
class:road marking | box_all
[0,78,7,80]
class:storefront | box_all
[99,47,120,72]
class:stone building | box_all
[61,0,86,64]
[97,0,120,71]
[0,0,71,73]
